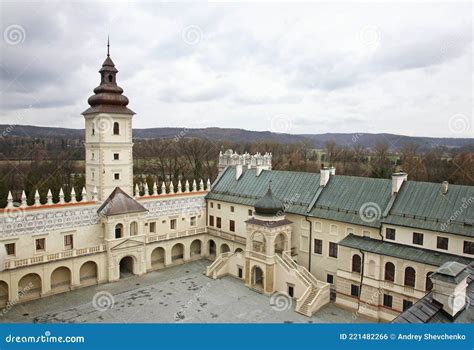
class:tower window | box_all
[114,153,119,160]
[114,173,120,180]
[113,122,119,135]
[92,127,95,135]
[108,74,113,83]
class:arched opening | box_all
[130,222,138,236]
[235,248,244,253]
[251,266,264,290]
[404,267,416,288]
[115,224,123,239]
[113,122,120,135]
[108,74,113,83]
[220,243,230,254]
[151,247,165,269]
[171,243,184,263]
[352,254,362,274]
[0,281,8,307]
[208,240,216,257]
[384,262,395,282]
[80,261,98,285]
[425,271,434,291]
[119,256,135,278]
[18,273,42,301]
[274,232,287,254]
[51,266,71,293]
[190,240,202,258]
[252,232,266,253]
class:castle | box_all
[0,48,472,322]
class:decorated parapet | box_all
[218,149,272,174]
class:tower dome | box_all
[254,183,284,216]
[82,38,134,115]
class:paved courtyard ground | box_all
[0,260,371,323]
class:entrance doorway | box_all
[252,266,264,290]
[119,256,134,278]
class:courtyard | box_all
[0,260,370,323]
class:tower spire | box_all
[107,35,110,57]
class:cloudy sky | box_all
[0,1,472,137]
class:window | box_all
[92,126,95,135]
[115,224,123,238]
[383,294,393,308]
[216,217,222,229]
[386,228,396,240]
[288,285,294,298]
[327,274,334,284]
[329,242,338,258]
[230,206,234,212]
[190,216,196,226]
[352,254,362,273]
[463,241,474,255]
[229,220,235,232]
[150,222,156,233]
[170,219,177,230]
[130,222,138,236]
[238,267,243,279]
[114,173,120,180]
[108,74,113,83]
[64,234,73,250]
[91,152,95,160]
[330,224,338,235]
[209,215,214,226]
[217,204,221,210]
[313,239,322,254]
[5,243,15,256]
[210,202,214,208]
[113,122,119,135]
[314,222,322,232]
[248,209,252,216]
[384,262,395,282]
[35,238,45,251]
[113,153,119,160]
[403,300,413,311]
[350,284,360,297]
[437,237,448,250]
[413,232,424,245]
[404,267,416,287]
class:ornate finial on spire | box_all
[107,35,110,57]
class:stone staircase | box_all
[206,252,232,279]
[277,252,330,317]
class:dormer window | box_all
[113,122,119,135]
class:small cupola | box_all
[254,182,284,216]
[82,37,135,116]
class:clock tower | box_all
[82,40,135,201]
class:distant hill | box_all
[1,124,472,152]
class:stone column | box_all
[265,264,274,294]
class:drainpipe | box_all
[356,249,365,311]
[305,216,312,272]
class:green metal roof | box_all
[339,234,473,267]
[207,167,474,236]
[308,175,393,228]
[207,167,320,215]
[381,181,474,237]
